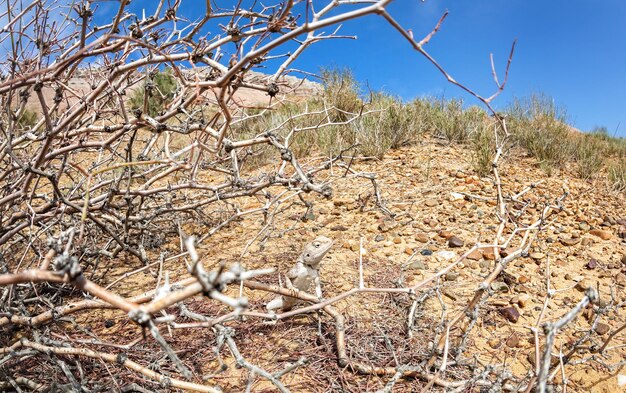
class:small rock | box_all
[438,230,453,239]
[488,338,501,349]
[500,247,517,257]
[342,241,352,250]
[104,319,115,328]
[515,293,531,308]
[560,237,580,246]
[579,221,591,231]
[483,250,496,260]
[415,233,429,243]
[585,258,598,270]
[616,273,626,286]
[409,261,426,270]
[575,279,592,292]
[424,198,438,207]
[405,247,414,255]
[530,252,545,261]
[466,249,483,260]
[331,225,348,231]
[499,306,520,323]
[595,323,610,336]
[506,334,520,348]
[448,236,464,248]
[378,217,398,232]
[450,192,464,201]
[518,275,530,284]
[393,237,402,244]
[421,249,433,256]
[479,260,491,269]
[589,229,612,240]
[333,197,352,206]
[581,236,595,247]
[445,271,459,281]
[374,234,385,242]
[434,250,457,262]
[491,282,510,292]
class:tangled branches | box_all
[1,1,623,392]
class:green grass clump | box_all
[431,99,487,143]
[130,68,177,117]
[15,108,38,130]
[471,126,496,177]
[607,157,626,192]
[506,94,575,175]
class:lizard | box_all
[266,236,333,312]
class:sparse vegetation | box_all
[16,108,38,129]
[608,157,626,191]
[129,68,178,117]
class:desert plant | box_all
[431,99,486,143]
[608,157,626,192]
[472,125,496,177]
[573,133,607,180]
[507,94,575,175]
[129,68,178,117]
[16,108,38,129]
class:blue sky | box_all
[283,1,626,137]
[83,1,626,137]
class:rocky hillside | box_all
[63,135,625,392]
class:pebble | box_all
[500,247,516,257]
[415,233,429,243]
[579,221,590,231]
[374,234,385,242]
[479,260,491,270]
[575,279,592,292]
[445,271,459,281]
[331,225,348,231]
[616,273,626,286]
[506,333,521,348]
[585,258,598,270]
[488,338,502,349]
[466,249,483,260]
[409,261,426,270]
[512,293,531,308]
[434,250,457,262]
[595,323,610,336]
[420,249,433,256]
[405,247,414,255]
[589,229,612,240]
[581,236,595,247]
[491,282,510,292]
[483,250,496,260]
[424,198,438,207]
[393,237,402,244]
[499,306,520,323]
[438,230,453,239]
[448,236,464,248]
[560,237,580,246]
[530,252,545,260]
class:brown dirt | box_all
[6,137,626,392]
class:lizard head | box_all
[301,236,333,266]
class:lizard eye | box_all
[314,242,320,247]
[306,253,310,257]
